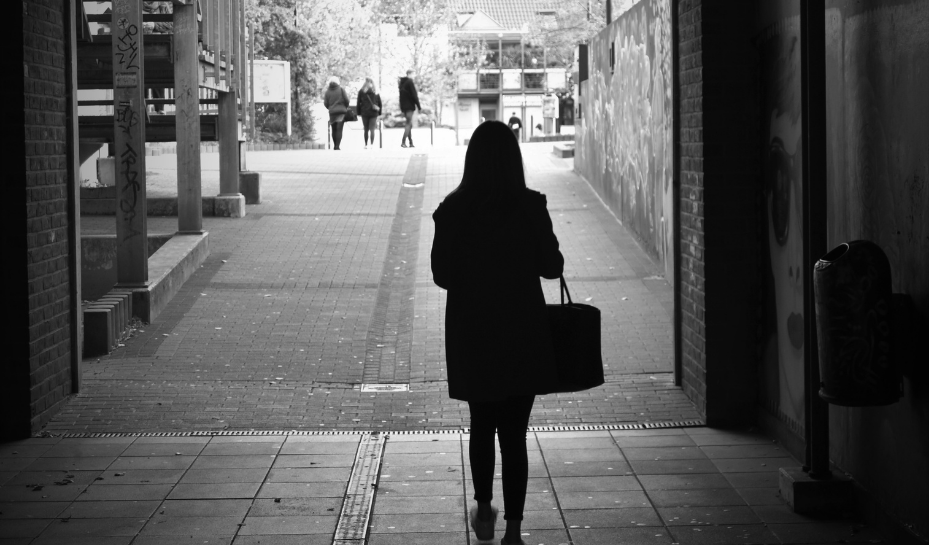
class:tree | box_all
[377,0,456,122]
[528,0,610,79]
[246,0,373,141]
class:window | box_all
[524,73,544,90]
[480,73,500,90]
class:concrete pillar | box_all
[112,0,148,285]
[174,1,203,233]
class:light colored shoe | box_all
[470,506,498,541]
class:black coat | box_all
[398,77,421,112]
[357,89,382,117]
[431,189,564,402]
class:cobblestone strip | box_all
[333,433,386,544]
[362,154,427,385]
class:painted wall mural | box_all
[574,0,674,284]
[755,10,806,439]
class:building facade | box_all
[448,0,571,143]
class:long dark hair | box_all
[450,121,526,202]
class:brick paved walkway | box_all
[53,144,702,434]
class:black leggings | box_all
[468,395,535,521]
[362,116,377,144]
[330,121,344,149]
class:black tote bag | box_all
[540,276,604,393]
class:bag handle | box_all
[559,276,572,306]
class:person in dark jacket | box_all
[431,121,564,545]
[507,112,522,141]
[357,77,382,149]
[398,69,421,148]
[323,77,349,150]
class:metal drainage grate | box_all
[333,434,386,543]
[360,384,409,393]
[41,420,705,439]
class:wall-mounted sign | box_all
[251,60,291,103]
[542,95,559,117]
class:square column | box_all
[174,0,203,233]
[112,0,148,285]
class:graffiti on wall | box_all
[756,14,805,436]
[574,0,674,282]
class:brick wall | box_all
[676,0,706,414]
[676,0,761,425]
[20,0,73,435]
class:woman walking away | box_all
[430,121,564,545]
[323,76,349,150]
[357,78,382,149]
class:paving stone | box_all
[0,501,69,519]
[369,512,465,533]
[0,484,86,503]
[621,446,708,460]
[232,537,333,545]
[637,473,732,490]
[375,480,463,497]
[556,490,653,509]
[541,449,626,463]
[181,468,270,484]
[238,516,338,535]
[373,494,465,514]
[245,497,342,517]
[60,500,161,518]
[366,533,466,545]
[201,442,285,456]
[94,468,186,484]
[669,523,781,544]
[712,457,799,473]
[614,435,697,448]
[168,482,262,499]
[563,507,663,528]
[546,460,633,477]
[32,536,134,545]
[265,467,351,483]
[630,459,718,475]
[256,482,345,498]
[138,537,231,545]
[121,437,205,456]
[77,484,174,501]
[380,464,463,481]
[190,456,276,469]
[25,457,116,472]
[568,526,677,544]
[736,487,786,507]
[138,515,243,535]
[552,475,643,492]
[647,488,748,508]
[107,456,196,471]
[0,518,54,538]
[39,443,130,458]
[723,471,779,489]
[658,505,762,526]
[278,441,359,455]
[157,499,253,518]
[270,455,354,469]
[34,517,147,537]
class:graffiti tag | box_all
[115,23,140,70]
[115,102,140,135]
[119,142,142,241]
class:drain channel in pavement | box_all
[333,433,387,544]
[362,153,427,385]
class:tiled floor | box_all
[0,427,883,544]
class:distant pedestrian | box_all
[357,78,382,149]
[430,121,564,545]
[533,124,544,138]
[323,76,349,150]
[507,112,522,141]
[399,69,421,148]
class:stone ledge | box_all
[81,193,250,217]
[553,142,575,158]
[120,232,210,323]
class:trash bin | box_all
[814,240,900,406]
